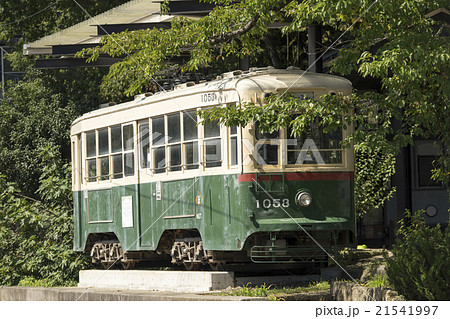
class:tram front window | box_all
[86,131,96,158]
[287,116,342,165]
[255,121,279,166]
[87,159,96,182]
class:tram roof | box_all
[71,66,352,133]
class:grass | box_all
[219,281,330,300]
[365,273,390,288]
[17,276,78,287]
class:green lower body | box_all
[73,172,355,261]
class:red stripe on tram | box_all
[237,172,354,182]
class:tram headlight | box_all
[296,191,312,207]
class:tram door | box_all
[137,121,156,248]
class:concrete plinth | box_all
[78,270,235,293]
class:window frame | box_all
[201,117,223,169]
[182,109,200,171]
[285,116,344,167]
[83,123,136,184]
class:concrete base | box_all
[78,270,234,293]
[0,286,265,301]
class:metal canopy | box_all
[166,0,215,16]
[23,0,218,68]
[96,22,172,36]
[23,0,164,57]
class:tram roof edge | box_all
[70,67,352,134]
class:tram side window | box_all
[139,124,150,168]
[168,113,182,171]
[152,116,166,173]
[86,131,97,182]
[111,125,123,179]
[85,124,135,183]
[123,124,135,176]
[183,110,199,170]
[255,121,279,165]
[203,119,221,167]
[98,128,109,180]
[287,116,342,165]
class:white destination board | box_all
[121,196,133,228]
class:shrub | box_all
[385,211,449,300]
[0,147,91,286]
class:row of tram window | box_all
[84,110,238,183]
[140,110,236,173]
[82,110,344,183]
[85,124,135,182]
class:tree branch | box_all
[208,14,260,45]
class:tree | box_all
[0,0,129,285]
[0,146,91,286]
[0,68,108,196]
[79,0,449,215]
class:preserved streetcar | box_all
[71,66,355,270]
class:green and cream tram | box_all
[71,66,355,269]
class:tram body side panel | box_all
[73,184,140,252]
[137,175,245,251]
[73,176,243,252]
[73,172,355,253]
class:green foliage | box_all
[77,0,289,98]
[18,277,52,287]
[354,147,396,217]
[0,68,106,197]
[0,1,124,286]
[232,283,274,298]
[0,165,91,286]
[385,211,450,301]
[0,68,105,289]
[0,74,71,195]
[365,273,390,288]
